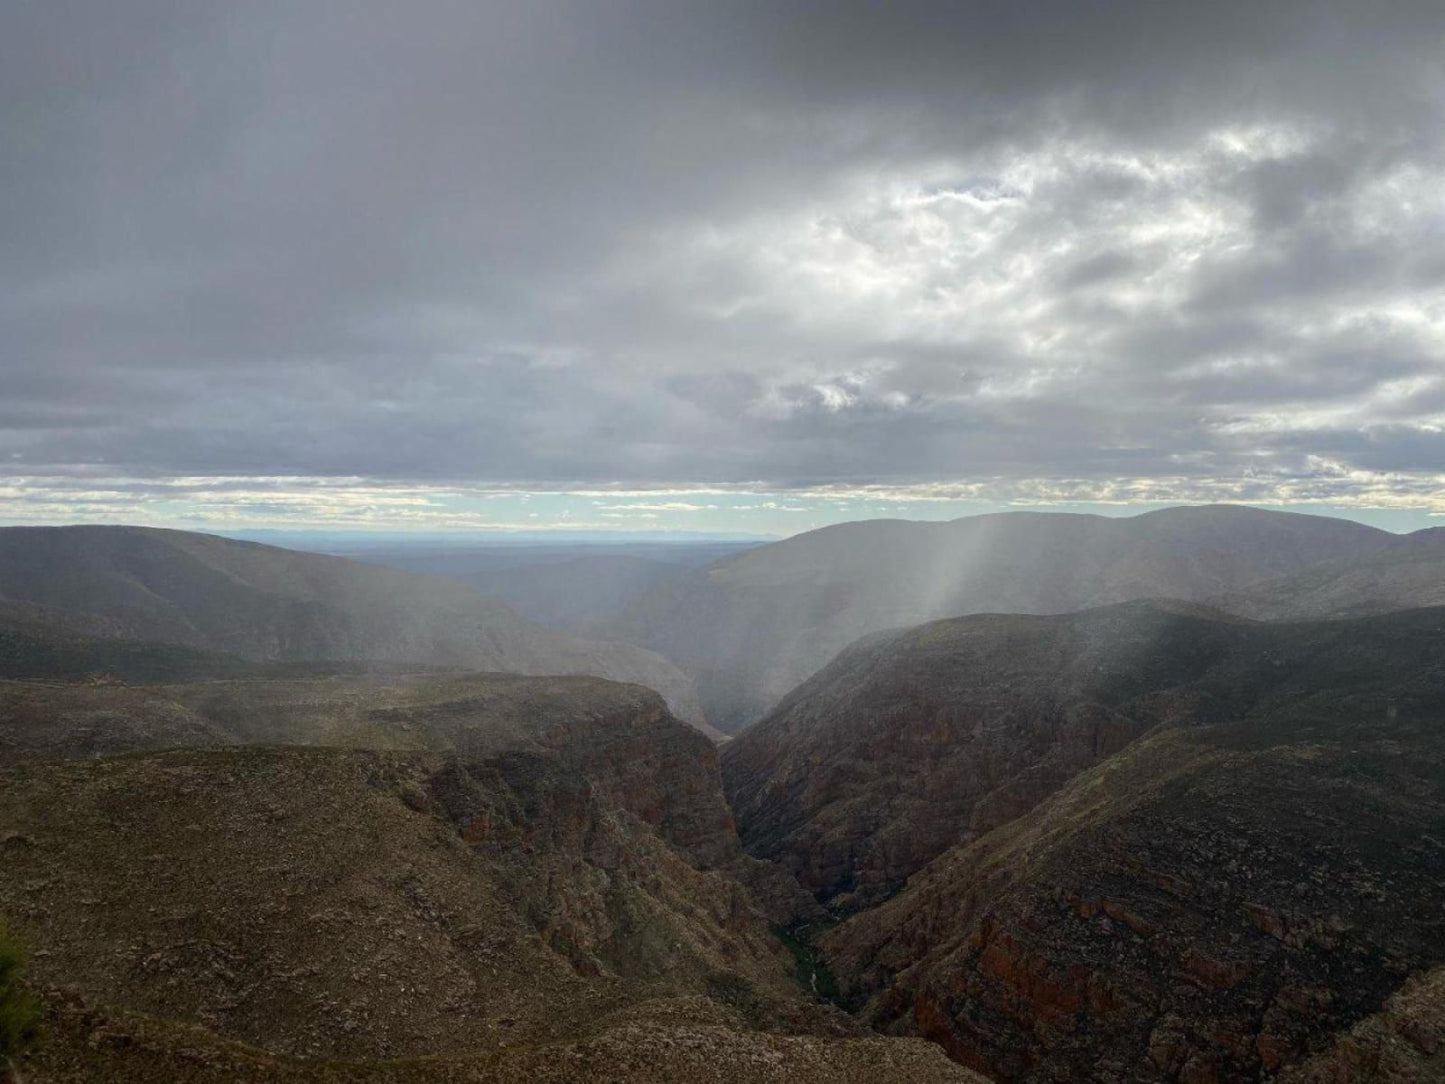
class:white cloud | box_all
[5,4,1445,526]
[592,502,720,512]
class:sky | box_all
[3,0,1445,538]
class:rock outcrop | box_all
[23,986,983,1082]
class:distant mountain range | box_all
[5,510,1439,742]
[355,550,702,630]
[0,525,714,734]
[599,505,1436,732]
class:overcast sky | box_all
[4,1,1445,535]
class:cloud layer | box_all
[3,1,1444,527]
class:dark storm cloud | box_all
[3,0,1445,522]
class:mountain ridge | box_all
[609,505,1409,732]
[0,524,713,733]
[716,598,1445,1080]
[722,600,1445,912]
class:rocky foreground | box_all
[0,674,978,1082]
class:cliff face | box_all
[723,603,1445,914]
[0,674,916,1080]
[417,691,787,989]
[814,619,1445,1082]
[720,606,1179,912]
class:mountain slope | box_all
[352,550,701,631]
[0,671,720,766]
[614,506,1398,732]
[1221,527,1445,621]
[0,526,709,731]
[722,601,1445,913]
[0,619,257,685]
[820,652,1445,1081]
[0,673,977,1081]
[1281,965,1445,1083]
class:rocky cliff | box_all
[723,602,1445,914]
[808,609,1445,1081]
[0,673,971,1080]
[1281,965,1445,1083]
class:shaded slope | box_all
[0,622,256,685]
[1281,965,1445,1083]
[616,506,1396,732]
[724,602,1445,912]
[0,525,708,730]
[1221,527,1445,621]
[821,680,1445,1081]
